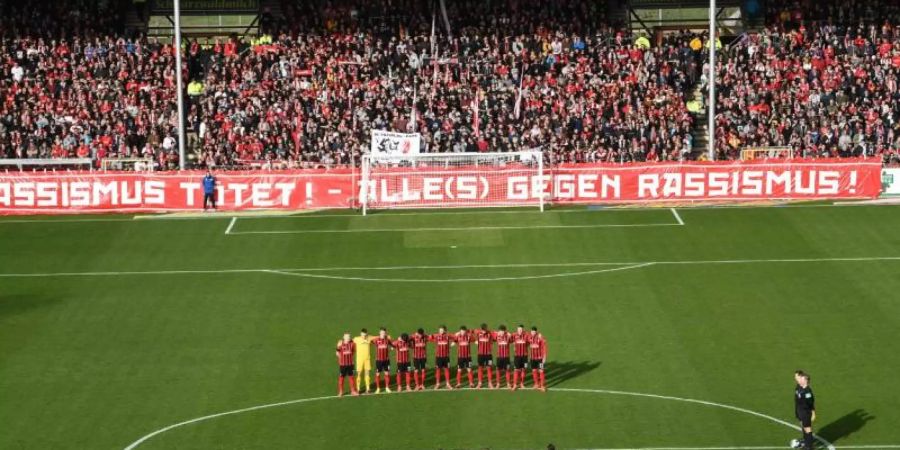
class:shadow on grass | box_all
[0,294,60,319]
[817,409,874,443]
[544,360,602,387]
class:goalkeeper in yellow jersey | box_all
[352,328,375,393]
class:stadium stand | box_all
[1,0,899,169]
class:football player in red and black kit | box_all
[371,327,393,394]
[453,325,475,388]
[494,325,514,389]
[429,325,454,390]
[392,333,413,391]
[529,326,547,391]
[410,328,428,391]
[335,332,359,397]
[512,324,530,390]
[474,323,495,389]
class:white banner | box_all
[370,130,421,156]
[882,168,900,196]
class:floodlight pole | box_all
[174,0,187,170]
[708,0,716,161]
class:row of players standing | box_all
[336,324,548,396]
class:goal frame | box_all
[360,151,544,215]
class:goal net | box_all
[360,152,544,214]
[100,158,156,172]
[740,146,794,161]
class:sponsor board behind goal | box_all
[0,159,883,214]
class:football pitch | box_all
[2,204,900,450]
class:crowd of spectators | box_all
[714,0,900,163]
[3,0,900,169]
[1,0,699,169]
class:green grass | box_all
[1,204,899,449]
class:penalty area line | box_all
[3,256,900,278]
[263,262,654,282]
[224,217,237,235]
[671,207,685,226]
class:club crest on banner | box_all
[371,130,421,156]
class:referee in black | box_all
[793,370,816,449]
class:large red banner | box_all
[0,159,882,215]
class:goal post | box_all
[360,152,545,215]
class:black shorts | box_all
[496,357,510,370]
[530,359,545,370]
[375,360,390,373]
[797,411,813,428]
[514,356,528,369]
[339,365,354,376]
[457,357,471,370]
[413,358,427,370]
[397,361,411,373]
[477,355,493,367]
[435,356,450,369]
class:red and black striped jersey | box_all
[429,332,452,358]
[529,333,546,360]
[336,340,355,366]
[454,330,473,358]
[513,332,530,357]
[495,332,513,358]
[393,338,411,363]
[475,329,494,356]
[372,336,392,362]
[411,333,428,359]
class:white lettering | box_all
[600,175,620,199]
[742,171,763,196]
[275,182,295,206]
[638,174,659,198]
[180,182,200,207]
[35,182,57,207]
[145,181,165,204]
[765,171,792,195]
[818,171,839,195]
[423,178,442,200]
[250,183,273,207]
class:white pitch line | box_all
[671,207,685,226]
[264,263,654,283]
[122,387,836,450]
[224,217,237,235]
[2,256,900,278]
[228,222,681,234]
[554,388,833,450]
[2,201,898,225]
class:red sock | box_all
[374,374,381,390]
[487,367,493,384]
[435,368,441,385]
[420,370,426,387]
[532,369,538,386]
[350,376,358,393]
[456,370,462,385]
[413,371,419,387]
[467,370,474,385]
[477,367,483,384]
[540,371,546,388]
[396,373,401,388]
[505,370,511,386]
[406,372,411,388]
[444,368,451,384]
[383,374,390,389]
[338,376,344,393]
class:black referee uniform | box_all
[794,383,815,449]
